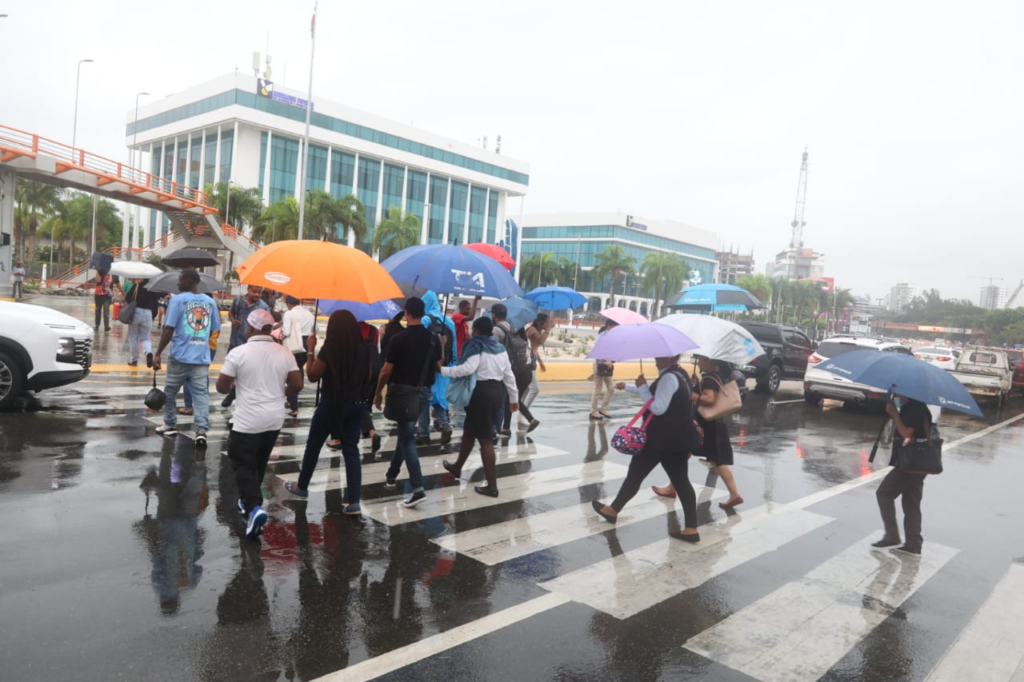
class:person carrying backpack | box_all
[490,303,538,436]
[419,291,456,446]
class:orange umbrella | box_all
[236,240,402,302]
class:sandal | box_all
[284,480,308,498]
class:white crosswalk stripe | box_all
[684,533,959,682]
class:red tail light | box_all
[808,353,823,364]
[937,356,952,362]
[913,354,922,358]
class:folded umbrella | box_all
[655,313,765,365]
[587,322,698,362]
[382,244,523,299]
[320,298,404,322]
[145,270,224,295]
[525,286,587,311]
[601,307,647,325]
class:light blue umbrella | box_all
[320,297,403,321]
[525,286,587,311]
[483,296,539,331]
[381,244,523,299]
[666,283,765,312]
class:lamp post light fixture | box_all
[71,58,94,153]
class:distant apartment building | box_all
[765,247,825,281]
[716,247,755,285]
[888,282,916,313]
[979,285,1007,310]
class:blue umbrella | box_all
[381,244,523,299]
[483,296,539,331]
[525,285,587,311]
[817,349,983,418]
[320,297,404,321]
[667,283,765,312]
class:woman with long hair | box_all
[285,310,372,515]
[439,317,519,498]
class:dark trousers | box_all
[287,350,308,412]
[387,387,428,491]
[611,446,697,529]
[94,294,111,329]
[503,369,535,429]
[298,397,364,504]
[228,429,281,514]
[877,468,925,550]
[12,281,23,299]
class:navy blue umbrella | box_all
[381,244,523,299]
[817,349,983,417]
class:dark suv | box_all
[737,323,814,394]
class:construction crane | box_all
[790,147,809,249]
[1005,280,1024,309]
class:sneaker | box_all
[415,436,430,447]
[237,499,246,515]
[343,503,362,516]
[156,424,177,437]
[194,431,208,448]
[371,434,381,454]
[246,505,268,539]
[146,352,154,368]
[440,426,453,445]
[401,490,427,508]
[127,360,138,367]
[384,476,397,490]
[527,419,541,433]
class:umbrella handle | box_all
[868,392,894,463]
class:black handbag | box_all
[897,438,943,475]
[384,334,436,422]
[144,369,166,411]
[118,285,139,325]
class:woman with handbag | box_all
[873,396,933,555]
[591,355,701,543]
[439,317,519,498]
[123,279,160,367]
[284,310,372,515]
[653,356,744,509]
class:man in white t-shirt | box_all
[280,295,316,416]
[216,309,303,540]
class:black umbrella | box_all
[145,269,225,295]
[161,248,220,268]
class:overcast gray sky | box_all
[3,0,1021,302]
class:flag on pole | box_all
[311,1,317,37]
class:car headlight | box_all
[57,337,76,362]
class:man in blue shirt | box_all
[222,285,270,408]
[152,269,222,447]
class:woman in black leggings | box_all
[592,355,700,542]
[502,327,540,433]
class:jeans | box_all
[611,446,697,528]
[876,468,925,550]
[287,351,308,412]
[127,308,153,363]
[387,388,427,492]
[418,386,447,436]
[94,294,111,329]
[228,429,280,514]
[184,351,215,410]
[164,359,211,432]
[297,397,364,504]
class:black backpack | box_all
[498,323,531,374]
[428,318,454,366]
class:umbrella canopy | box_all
[320,297,404,322]
[525,286,587,311]
[587,322,698,362]
[463,243,515,270]
[483,296,539,331]
[109,261,163,279]
[666,283,766,312]
[145,270,224,295]
[161,248,219,268]
[817,349,983,417]
[381,244,523,299]
[601,307,647,325]
[655,313,765,365]
[236,240,402,302]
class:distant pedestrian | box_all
[281,296,316,417]
[152,269,221,448]
[421,292,455,446]
[502,326,540,434]
[490,303,514,437]
[83,269,120,331]
[592,355,701,542]
[217,308,303,539]
[285,310,371,515]
[11,259,26,300]
[222,285,269,408]
[523,313,550,409]
[873,396,933,555]
[373,297,441,509]
[451,296,481,358]
[156,294,169,328]
[590,320,618,421]
[123,278,161,367]
[440,317,519,497]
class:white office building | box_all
[888,282,916,313]
[979,285,1007,310]
[125,73,529,253]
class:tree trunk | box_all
[608,273,617,308]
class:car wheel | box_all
[766,364,782,394]
[804,391,822,407]
[0,350,25,411]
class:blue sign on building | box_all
[500,219,519,264]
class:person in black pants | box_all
[592,355,700,542]
[873,396,932,555]
[502,327,540,433]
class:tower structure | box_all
[790,147,809,249]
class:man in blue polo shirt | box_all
[152,269,221,447]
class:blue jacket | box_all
[422,291,456,409]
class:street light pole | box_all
[224,179,233,227]
[126,91,150,259]
[71,59,93,153]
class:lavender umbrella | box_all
[586,322,698,362]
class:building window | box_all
[428,176,448,244]
[258,132,268,195]
[220,130,234,184]
[203,134,217,188]
[188,136,201,188]
[487,189,499,244]
[448,181,468,245]
[306,144,328,192]
[381,164,404,219]
[269,134,299,204]
[406,170,427,226]
[357,157,381,251]
[175,141,187,186]
[468,186,486,244]
[329,149,355,198]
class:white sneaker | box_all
[156,424,177,437]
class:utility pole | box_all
[296,1,318,240]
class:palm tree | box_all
[736,273,774,310]
[592,245,635,308]
[253,197,300,243]
[14,179,64,262]
[518,252,557,289]
[62,194,96,266]
[205,182,264,232]
[553,257,577,287]
[331,193,367,245]
[641,252,688,319]
[373,206,421,260]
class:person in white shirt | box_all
[280,296,316,416]
[438,317,518,498]
[216,309,303,540]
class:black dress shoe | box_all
[442,459,461,478]
[892,545,921,556]
[669,530,701,544]
[591,500,617,524]
[871,537,901,549]
[474,486,499,498]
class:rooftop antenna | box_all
[790,146,809,249]
[496,135,502,155]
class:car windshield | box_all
[916,348,946,355]
[743,326,778,343]
[816,341,873,359]
[967,352,999,365]
[1006,350,1022,363]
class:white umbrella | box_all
[109,261,163,279]
[654,313,765,365]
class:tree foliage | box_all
[373,206,420,260]
[641,252,688,319]
[592,245,636,308]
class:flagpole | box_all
[297,2,317,240]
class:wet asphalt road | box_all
[2,296,1024,681]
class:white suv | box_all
[804,336,912,408]
[0,301,94,409]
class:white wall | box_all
[232,124,263,190]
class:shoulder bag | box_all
[118,284,139,325]
[898,438,943,475]
[612,400,654,455]
[284,315,305,354]
[384,333,436,422]
[697,375,743,421]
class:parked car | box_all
[1005,349,1024,396]
[737,323,814,394]
[0,301,94,410]
[950,348,1012,407]
[803,336,912,408]
[913,346,957,371]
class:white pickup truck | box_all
[949,348,1012,408]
